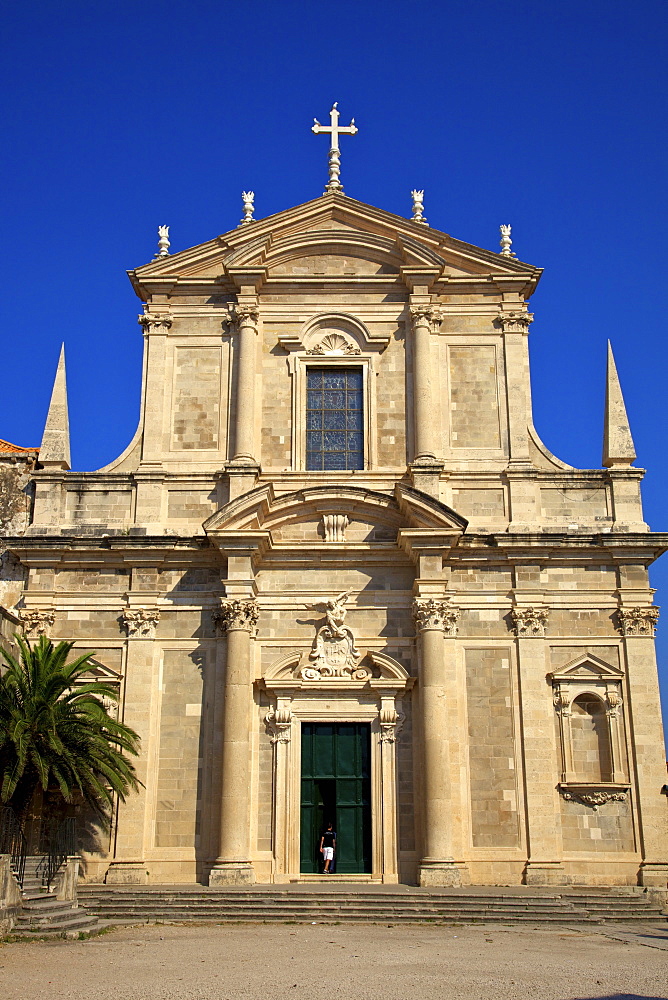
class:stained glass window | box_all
[306,368,363,471]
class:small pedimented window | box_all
[550,654,629,805]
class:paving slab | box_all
[1,921,667,1000]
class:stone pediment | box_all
[203,482,467,545]
[548,653,624,683]
[129,193,541,295]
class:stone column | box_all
[617,604,668,890]
[414,597,462,887]
[409,304,441,462]
[209,598,259,885]
[232,304,259,462]
[512,605,565,885]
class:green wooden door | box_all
[300,723,371,874]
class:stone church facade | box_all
[4,191,667,888]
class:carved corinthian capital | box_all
[233,304,259,325]
[138,311,173,331]
[511,606,549,637]
[495,310,534,334]
[212,599,259,634]
[409,304,443,329]
[412,598,459,636]
[120,607,160,638]
[617,606,660,637]
[20,609,56,637]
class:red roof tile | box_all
[0,439,39,454]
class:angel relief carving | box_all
[301,590,370,681]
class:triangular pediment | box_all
[129,193,541,293]
[549,653,624,683]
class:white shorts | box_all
[323,847,334,861]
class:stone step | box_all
[77,907,599,923]
[82,901,582,914]
[15,907,99,931]
[79,891,660,911]
[76,886,665,926]
[18,894,69,911]
[13,916,100,937]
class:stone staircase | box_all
[10,857,99,938]
[78,883,667,927]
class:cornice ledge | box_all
[7,535,210,556]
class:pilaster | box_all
[137,310,171,464]
[497,308,534,465]
[511,600,565,885]
[617,604,668,888]
[106,603,161,885]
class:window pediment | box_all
[278,312,390,355]
[549,652,624,683]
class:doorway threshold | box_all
[294,874,381,884]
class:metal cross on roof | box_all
[312,103,358,194]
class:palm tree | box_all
[0,634,141,823]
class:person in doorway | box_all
[319,822,336,874]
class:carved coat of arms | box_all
[301,590,369,681]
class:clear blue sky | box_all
[2,1,667,738]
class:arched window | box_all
[570,694,612,783]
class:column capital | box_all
[232,303,259,326]
[495,310,533,333]
[138,311,172,333]
[20,608,56,637]
[120,606,160,638]
[409,303,442,328]
[412,598,459,636]
[264,706,292,744]
[511,605,548,637]
[213,598,259,634]
[617,605,660,637]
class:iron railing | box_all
[36,816,76,890]
[0,805,27,889]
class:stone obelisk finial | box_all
[40,344,71,470]
[603,341,636,468]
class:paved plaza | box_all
[1,922,666,1000]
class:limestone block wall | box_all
[154,648,205,849]
[465,647,520,849]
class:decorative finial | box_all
[411,190,427,225]
[312,103,358,194]
[155,225,170,258]
[240,191,255,225]
[499,224,516,257]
